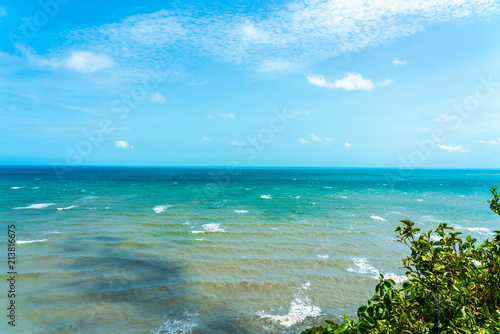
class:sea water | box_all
[1,166,499,333]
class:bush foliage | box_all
[302,186,500,334]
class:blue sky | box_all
[1,0,500,168]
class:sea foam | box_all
[257,282,321,327]
[202,223,225,232]
[234,210,248,213]
[57,205,78,211]
[260,195,272,199]
[370,215,387,221]
[152,310,198,334]
[347,257,407,283]
[153,205,172,213]
[13,203,55,209]
[16,239,48,244]
[10,187,23,189]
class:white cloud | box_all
[114,140,134,150]
[298,138,309,144]
[307,73,390,91]
[207,113,235,119]
[437,144,469,153]
[479,138,500,144]
[16,45,115,73]
[393,59,408,66]
[56,0,498,77]
[150,91,167,103]
[231,141,244,146]
[64,51,115,72]
[310,133,321,141]
[345,142,352,148]
[202,136,212,141]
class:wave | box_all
[153,205,172,213]
[234,210,248,213]
[257,282,321,327]
[13,203,55,209]
[260,195,272,199]
[10,187,23,189]
[317,254,329,259]
[370,215,386,221]
[203,223,226,232]
[190,231,205,234]
[16,239,48,244]
[152,310,198,334]
[57,205,78,211]
[347,257,407,283]
[454,225,491,235]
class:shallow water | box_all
[1,166,499,333]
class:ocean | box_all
[1,166,499,333]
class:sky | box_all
[1,0,500,168]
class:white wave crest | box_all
[10,187,23,189]
[202,223,226,232]
[152,310,198,334]
[13,203,55,209]
[190,231,205,234]
[57,205,78,211]
[347,257,407,283]
[234,210,248,213]
[17,239,48,244]
[153,205,172,213]
[370,215,387,221]
[260,195,272,199]
[317,254,329,259]
[257,282,321,327]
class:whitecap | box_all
[416,199,424,202]
[260,195,272,199]
[347,257,379,275]
[323,186,332,189]
[152,310,198,334]
[455,226,491,235]
[202,223,226,232]
[317,254,329,259]
[195,239,205,241]
[190,231,205,234]
[10,187,23,189]
[153,205,172,214]
[340,196,347,199]
[16,239,48,244]
[234,210,248,213]
[257,282,321,327]
[370,215,387,221]
[13,203,55,210]
[347,257,407,283]
[57,205,78,211]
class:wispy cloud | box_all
[307,73,391,91]
[345,142,352,148]
[202,136,212,141]
[0,6,7,18]
[479,138,500,144]
[393,59,407,66]
[231,140,244,146]
[437,144,469,153]
[114,140,134,150]
[207,113,235,119]
[149,92,167,103]
[44,0,498,78]
[310,133,321,141]
[17,45,115,73]
[298,138,309,144]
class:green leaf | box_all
[334,323,348,333]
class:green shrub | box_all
[302,186,500,334]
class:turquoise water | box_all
[1,167,499,333]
